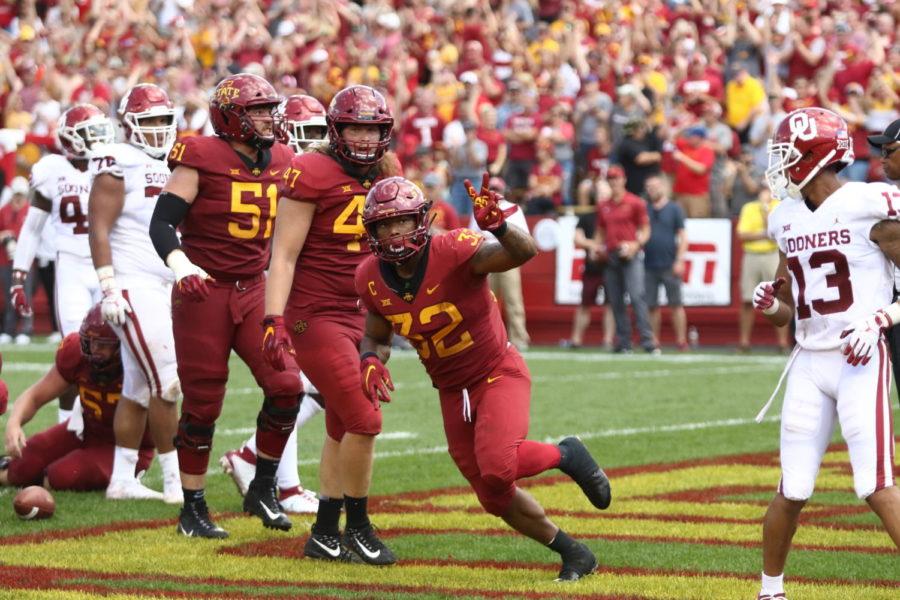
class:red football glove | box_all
[177,274,211,302]
[752,277,786,313]
[360,354,394,405]
[261,315,296,372]
[10,270,32,317]
[0,379,8,416]
[464,172,517,233]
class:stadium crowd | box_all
[0,0,898,347]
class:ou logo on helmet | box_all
[788,112,818,142]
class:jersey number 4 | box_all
[786,249,853,319]
[60,196,89,235]
[333,194,366,252]
[229,182,277,239]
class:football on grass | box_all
[13,486,55,520]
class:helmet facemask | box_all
[58,116,115,158]
[287,120,327,154]
[124,108,177,158]
[366,210,433,263]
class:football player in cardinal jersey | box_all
[1,304,154,491]
[150,73,304,538]
[11,104,114,424]
[754,107,900,600]
[87,83,181,504]
[220,92,328,516]
[355,175,610,582]
[264,84,402,564]
[282,94,328,154]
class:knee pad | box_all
[257,396,301,434]
[174,418,215,452]
[780,474,815,502]
[161,378,182,403]
[262,371,303,399]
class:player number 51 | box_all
[229,182,277,240]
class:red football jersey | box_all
[355,228,509,390]
[167,136,296,281]
[283,152,392,314]
[55,334,123,443]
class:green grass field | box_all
[0,342,897,599]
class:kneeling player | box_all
[355,176,611,581]
[1,305,154,490]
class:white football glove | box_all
[752,277,786,315]
[839,309,893,367]
[96,266,131,326]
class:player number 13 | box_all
[229,182,277,240]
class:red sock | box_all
[516,441,562,479]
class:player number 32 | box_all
[386,302,474,359]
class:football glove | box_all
[839,308,894,367]
[167,250,212,302]
[464,172,517,234]
[360,354,393,405]
[752,277,786,315]
[9,270,31,317]
[96,266,130,326]
[261,315,295,372]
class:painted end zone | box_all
[0,446,896,599]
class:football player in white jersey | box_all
[10,104,114,423]
[219,94,327,514]
[87,84,181,504]
[753,107,900,600]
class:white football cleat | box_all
[279,486,319,514]
[219,446,256,496]
[106,477,165,501]
[163,472,183,505]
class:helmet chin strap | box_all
[794,148,837,193]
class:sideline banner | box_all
[554,217,732,306]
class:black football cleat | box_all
[558,437,612,510]
[343,524,397,565]
[303,530,354,562]
[555,542,598,582]
[244,480,292,531]
[177,500,229,539]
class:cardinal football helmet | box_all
[766,107,854,199]
[283,94,327,154]
[363,177,432,262]
[79,303,121,380]
[119,84,177,159]
[209,73,283,149]
[56,103,115,159]
[327,85,393,165]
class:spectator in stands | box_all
[503,85,541,202]
[678,53,724,119]
[0,177,31,345]
[423,171,460,235]
[476,103,507,177]
[595,166,655,354]
[725,67,767,144]
[614,118,662,198]
[672,126,715,218]
[526,142,563,215]
[542,104,575,205]
[643,176,688,351]
[574,74,613,183]
[448,120,488,218]
[610,84,650,147]
[725,147,764,217]
[700,103,735,218]
[736,190,790,354]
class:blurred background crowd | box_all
[0,0,898,346]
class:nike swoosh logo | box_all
[487,375,503,384]
[426,284,440,295]
[365,365,376,389]
[269,169,280,176]
[312,537,342,558]
[354,538,381,560]
[259,500,282,521]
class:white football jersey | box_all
[30,154,92,258]
[768,181,900,350]
[89,143,173,286]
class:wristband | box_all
[96,265,117,292]
[762,298,780,316]
[360,352,378,361]
[493,221,509,237]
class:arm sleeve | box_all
[11,206,49,272]
[149,192,190,261]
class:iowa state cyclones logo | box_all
[292,319,308,334]
[215,83,241,102]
